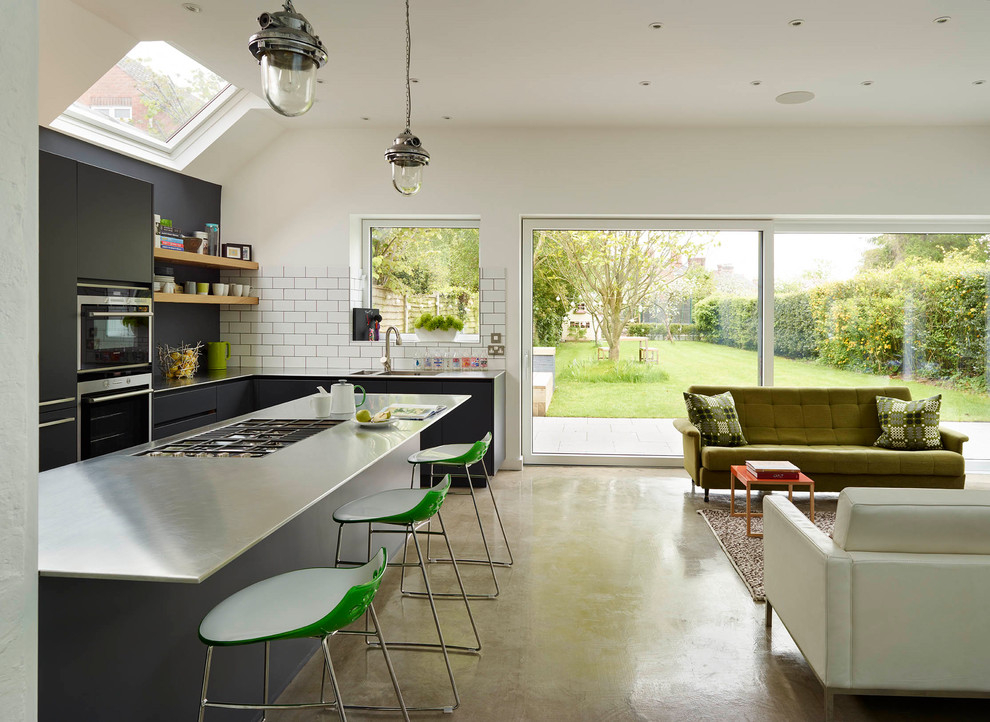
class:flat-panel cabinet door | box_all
[76,163,153,284]
[387,380,443,485]
[39,411,77,472]
[217,380,256,421]
[39,151,78,405]
[441,381,495,484]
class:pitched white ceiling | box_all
[61,0,990,129]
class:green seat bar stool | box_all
[407,432,513,599]
[332,473,480,714]
[197,547,408,722]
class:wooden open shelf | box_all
[154,247,259,271]
[154,293,259,305]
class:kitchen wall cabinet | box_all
[38,151,79,407]
[76,163,153,284]
[39,409,77,472]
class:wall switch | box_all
[490,332,502,344]
[488,344,505,356]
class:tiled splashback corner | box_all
[220,265,507,372]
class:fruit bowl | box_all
[356,418,397,428]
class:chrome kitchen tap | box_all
[381,326,403,373]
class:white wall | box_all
[0,0,39,718]
[218,124,990,467]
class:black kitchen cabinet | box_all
[440,379,504,482]
[39,408,77,472]
[153,386,217,440]
[38,151,78,406]
[217,380,256,421]
[76,162,153,284]
[255,377,387,410]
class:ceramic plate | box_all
[356,418,397,428]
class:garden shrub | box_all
[558,359,669,384]
[694,295,758,350]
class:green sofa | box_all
[674,386,967,501]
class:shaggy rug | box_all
[698,506,836,601]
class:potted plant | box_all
[413,312,464,342]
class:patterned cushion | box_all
[683,391,748,447]
[874,395,943,450]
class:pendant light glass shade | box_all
[385,0,429,195]
[248,1,327,117]
[260,50,318,117]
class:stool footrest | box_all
[368,640,480,654]
[428,556,512,567]
[402,589,497,600]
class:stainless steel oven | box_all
[77,283,153,375]
[77,373,153,460]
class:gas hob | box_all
[137,419,343,458]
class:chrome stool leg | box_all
[482,459,514,566]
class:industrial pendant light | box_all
[384,0,430,195]
[248,1,327,117]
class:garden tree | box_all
[647,262,712,340]
[532,234,575,346]
[538,230,711,360]
[861,234,990,270]
[123,57,227,142]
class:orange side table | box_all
[729,464,815,538]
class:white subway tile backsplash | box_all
[480,279,494,291]
[272,278,295,289]
[241,333,262,344]
[481,302,494,313]
[306,334,328,345]
[327,290,349,301]
[317,346,339,357]
[283,334,305,345]
[306,356,329,368]
[219,322,230,334]
[283,288,305,300]
[220,311,241,322]
[283,265,306,277]
[241,356,262,368]
[260,265,282,278]
[306,266,328,278]
[317,301,340,313]
[305,289,328,301]
[255,277,273,289]
[294,345,316,357]
[224,332,238,344]
[294,322,316,334]
[262,333,284,345]
[273,345,294,356]
[283,311,306,322]
[487,290,506,302]
[252,344,272,356]
[295,300,316,312]
[295,277,316,289]
[230,322,251,333]
[252,322,273,334]
[494,302,505,313]
[257,300,273,312]
[261,311,283,323]
[271,322,294,334]
[283,356,306,369]
[494,279,506,291]
[304,311,327,323]
[337,346,360,357]
[328,267,349,277]
[317,278,338,289]
[273,300,294,312]
[262,356,284,369]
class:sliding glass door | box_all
[522,219,769,465]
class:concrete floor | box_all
[269,467,990,721]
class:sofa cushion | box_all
[701,443,965,477]
[833,488,990,554]
[683,391,747,447]
[874,394,943,450]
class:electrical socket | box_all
[490,332,502,344]
[488,344,505,356]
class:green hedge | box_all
[626,322,697,339]
[693,256,988,388]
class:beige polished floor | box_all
[270,467,990,721]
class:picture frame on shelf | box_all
[221,243,254,261]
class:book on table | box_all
[745,460,801,480]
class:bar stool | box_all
[407,432,513,599]
[196,547,408,722]
[332,473,480,713]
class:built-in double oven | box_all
[76,283,154,460]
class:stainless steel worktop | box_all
[38,392,467,584]
[154,367,505,392]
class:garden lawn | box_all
[546,340,990,421]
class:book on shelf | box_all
[159,238,185,251]
[745,460,801,479]
[384,403,446,420]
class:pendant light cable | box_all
[404,0,412,131]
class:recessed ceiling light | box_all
[934,16,950,24]
[649,22,663,30]
[442,116,452,120]
[410,78,420,84]
[788,19,804,27]
[750,80,762,86]
[639,80,651,86]
[860,80,874,86]
[775,90,815,104]
[181,2,201,12]
[316,78,324,84]
[974,80,986,86]
[361,117,370,121]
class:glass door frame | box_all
[521,217,774,466]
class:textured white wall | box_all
[219,125,990,466]
[0,0,39,718]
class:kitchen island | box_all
[38,392,467,722]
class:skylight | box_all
[70,41,230,145]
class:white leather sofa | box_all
[763,487,990,721]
